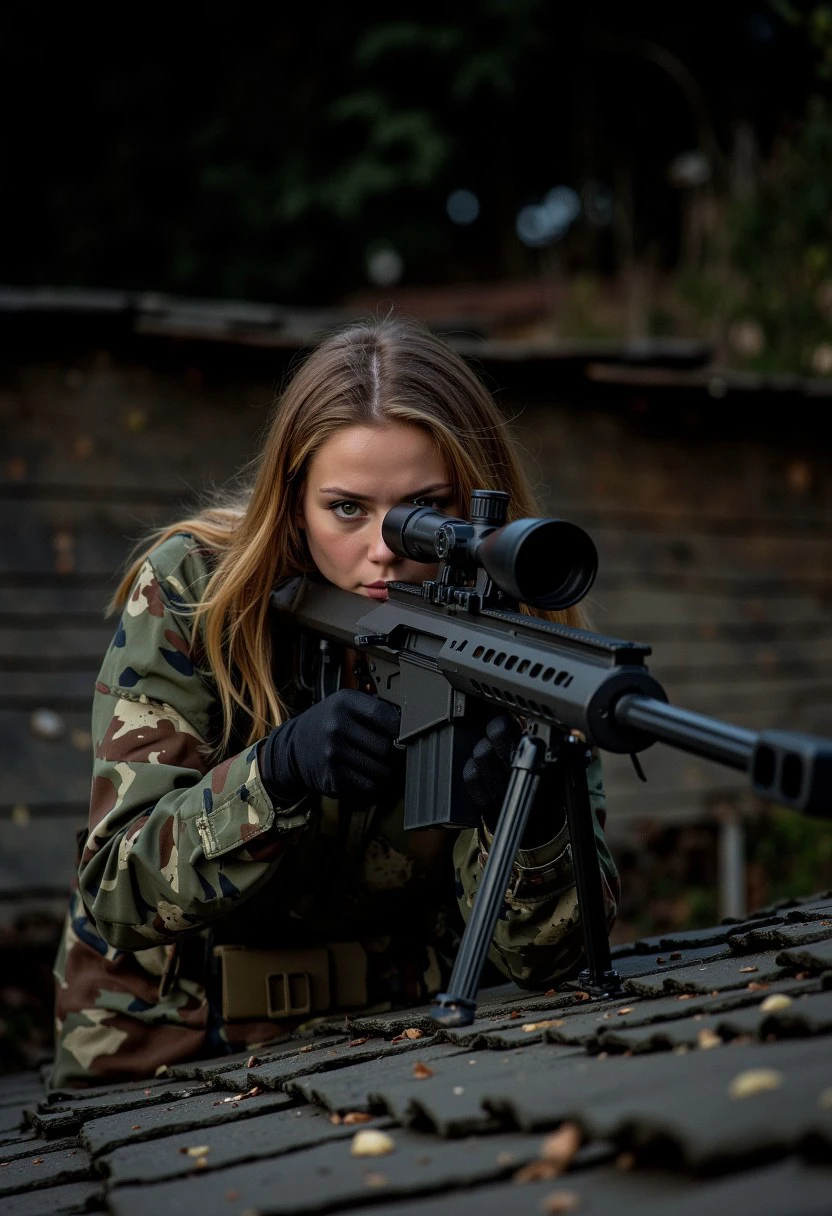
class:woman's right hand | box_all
[259,689,402,803]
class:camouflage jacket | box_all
[52,534,619,1088]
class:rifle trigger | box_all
[354,633,389,647]
[629,753,648,783]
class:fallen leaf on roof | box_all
[544,988,557,996]
[497,1152,517,1166]
[656,956,666,964]
[728,1068,783,1099]
[540,1122,582,1170]
[298,1044,315,1053]
[343,1111,373,1124]
[402,1027,423,1039]
[697,1028,721,1050]
[246,1055,261,1068]
[351,1129,395,1157]
[412,1061,434,1079]
[616,1007,634,1016]
[670,952,682,960]
[522,1019,565,1032]
[453,1086,465,1095]
[760,993,792,1013]
[573,991,591,1002]
[739,966,758,973]
[677,994,695,1001]
[513,1160,560,1183]
[349,1038,369,1047]
[540,1190,581,1213]
[747,981,769,991]
[510,1010,522,1019]
[364,1172,388,1187]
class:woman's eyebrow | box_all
[317,482,453,500]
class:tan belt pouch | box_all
[214,942,368,1021]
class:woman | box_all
[51,315,619,1088]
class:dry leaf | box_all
[677,994,695,1001]
[760,994,793,1013]
[349,1037,369,1047]
[656,956,666,964]
[329,1114,342,1124]
[364,1173,388,1188]
[728,1068,783,1099]
[522,1019,565,1033]
[573,992,591,1002]
[298,1044,315,1053]
[185,1146,210,1158]
[412,1061,434,1079]
[497,1151,517,1166]
[514,1160,560,1183]
[351,1129,395,1157]
[510,1010,522,1019]
[539,1189,581,1212]
[540,1122,582,1171]
[617,1007,634,1016]
[747,981,769,991]
[402,1028,423,1039]
[246,1055,261,1068]
[544,989,557,997]
[697,1028,721,1050]
[343,1112,373,1124]
[670,952,682,960]
[739,966,758,974]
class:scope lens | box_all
[479,519,597,609]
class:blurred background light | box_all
[365,242,404,286]
[667,149,712,188]
[516,185,581,248]
[446,188,480,225]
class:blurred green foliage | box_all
[675,3,832,375]
[746,804,832,905]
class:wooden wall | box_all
[2,325,831,911]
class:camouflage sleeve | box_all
[78,534,310,952]
[452,754,620,989]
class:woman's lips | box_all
[363,582,389,601]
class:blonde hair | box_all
[115,316,588,751]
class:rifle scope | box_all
[382,489,598,610]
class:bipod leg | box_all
[560,733,621,997]
[432,733,546,1028]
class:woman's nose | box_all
[368,521,399,565]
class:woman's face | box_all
[299,423,459,601]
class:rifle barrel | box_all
[615,694,755,771]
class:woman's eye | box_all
[331,501,365,519]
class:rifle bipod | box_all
[432,730,621,1028]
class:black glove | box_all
[463,714,565,847]
[259,689,402,804]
